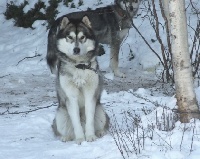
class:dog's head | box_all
[115,0,141,17]
[56,16,97,61]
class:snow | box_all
[0,0,200,159]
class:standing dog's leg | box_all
[110,38,126,78]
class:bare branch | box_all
[16,54,42,66]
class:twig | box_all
[0,74,10,78]
[16,54,42,66]
[190,119,196,154]
[190,21,200,76]
[2,103,57,115]
[0,108,10,115]
[190,0,200,16]
[152,0,170,82]
[180,124,186,151]
[131,22,164,67]
[110,112,127,159]
[159,0,174,82]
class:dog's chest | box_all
[72,69,92,87]
[72,69,97,87]
[60,69,98,91]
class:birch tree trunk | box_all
[169,0,200,123]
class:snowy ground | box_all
[1,0,200,159]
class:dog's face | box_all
[57,16,96,58]
[116,0,141,17]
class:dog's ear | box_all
[60,17,69,29]
[82,16,92,28]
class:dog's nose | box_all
[73,47,80,54]
[129,6,134,11]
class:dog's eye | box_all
[80,36,85,40]
[67,36,73,40]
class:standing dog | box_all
[47,0,141,78]
[50,16,109,144]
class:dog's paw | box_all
[114,70,126,78]
[96,130,107,138]
[86,135,97,142]
[61,136,73,142]
[75,137,85,145]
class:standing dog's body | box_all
[47,0,141,78]
[51,16,109,144]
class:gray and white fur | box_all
[47,0,141,78]
[51,16,109,144]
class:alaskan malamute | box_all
[47,0,141,78]
[50,16,109,144]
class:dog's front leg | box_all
[110,38,126,78]
[60,76,85,144]
[84,89,97,142]
[67,98,85,144]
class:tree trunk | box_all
[169,0,200,122]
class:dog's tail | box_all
[52,118,61,136]
[46,22,60,74]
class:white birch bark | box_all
[169,0,199,122]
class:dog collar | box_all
[115,6,127,18]
[75,62,98,74]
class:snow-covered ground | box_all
[0,0,200,159]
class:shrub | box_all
[4,0,46,29]
[4,0,79,29]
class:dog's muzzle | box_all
[73,47,80,55]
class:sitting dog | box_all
[50,16,109,144]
